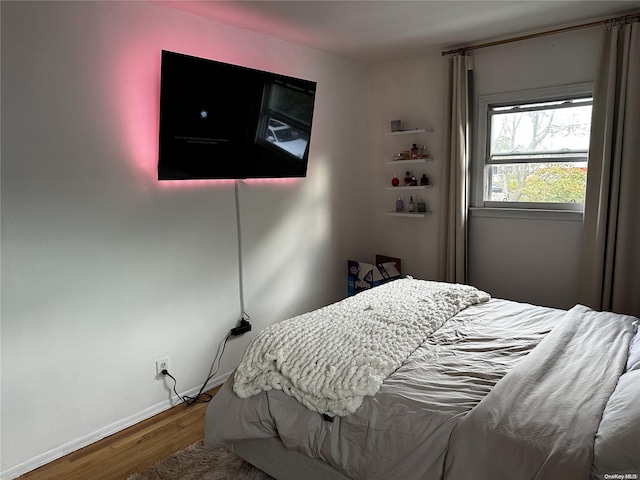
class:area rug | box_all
[127,440,274,480]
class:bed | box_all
[204,278,640,480]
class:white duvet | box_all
[207,298,640,479]
[233,278,490,416]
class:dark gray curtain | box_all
[579,20,640,317]
[439,54,471,283]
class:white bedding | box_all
[208,298,565,478]
[233,278,490,416]
[206,285,640,480]
[592,369,640,479]
[445,304,637,480]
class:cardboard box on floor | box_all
[347,255,401,296]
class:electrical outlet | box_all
[156,357,169,379]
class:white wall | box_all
[367,55,447,280]
[0,2,370,477]
[368,28,602,309]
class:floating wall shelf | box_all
[386,211,432,218]
[385,157,432,165]
[385,185,434,191]
[383,124,435,219]
[385,128,430,136]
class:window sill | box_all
[469,207,583,221]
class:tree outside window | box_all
[481,92,592,209]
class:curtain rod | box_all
[441,11,640,56]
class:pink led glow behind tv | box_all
[158,50,317,180]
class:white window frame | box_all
[472,83,593,216]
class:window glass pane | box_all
[490,162,587,203]
[490,104,592,157]
[264,117,308,159]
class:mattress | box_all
[205,281,640,480]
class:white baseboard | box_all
[0,371,232,480]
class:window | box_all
[257,80,315,161]
[475,84,593,211]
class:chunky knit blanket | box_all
[233,278,490,416]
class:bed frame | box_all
[233,438,349,480]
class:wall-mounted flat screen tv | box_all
[158,50,317,180]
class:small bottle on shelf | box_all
[411,144,420,159]
[417,198,426,212]
[408,196,415,212]
[411,175,418,186]
[396,196,404,212]
[420,145,428,158]
[420,174,429,185]
[404,171,412,186]
[391,174,399,187]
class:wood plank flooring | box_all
[18,387,220,480]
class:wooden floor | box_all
[19,387,220,480]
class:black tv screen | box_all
[158,51,317,180]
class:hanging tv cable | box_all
[234,179,250,324]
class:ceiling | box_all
[158,1,640,63]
